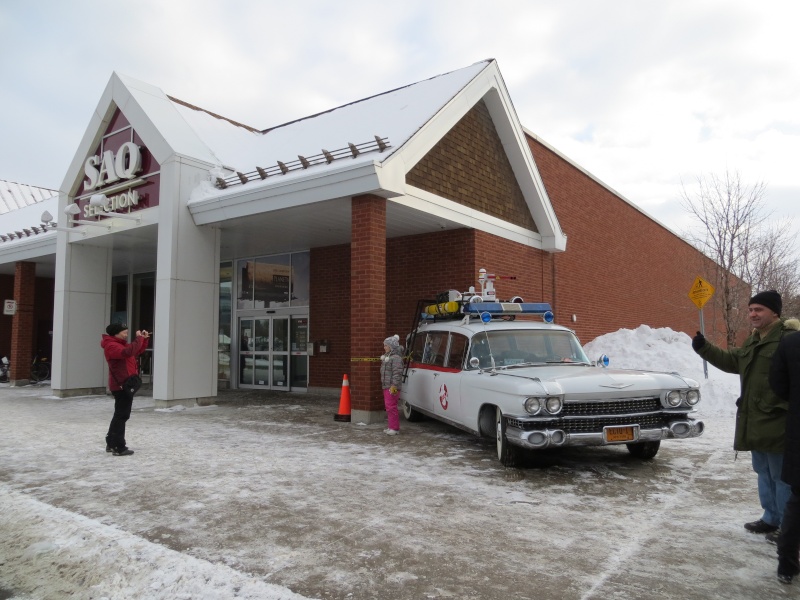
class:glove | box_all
[389,385,398,395]
[692,331,706,351]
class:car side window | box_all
[411,332,449,366]
[410,334,427,362]
[446,334,468,370]
[424,332,448,367]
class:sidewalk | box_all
[0,384,793,599]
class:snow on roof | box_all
[0,191,59,245]
[0,180,57,213]
[178,60,491,201]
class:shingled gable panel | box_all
[406,100,537,233]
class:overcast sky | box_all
[1,0,798,239]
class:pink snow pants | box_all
[383,388,400,431]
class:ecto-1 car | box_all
[400,271,704,467]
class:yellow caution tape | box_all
[350,357,382,362]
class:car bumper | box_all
[506,419,705,450]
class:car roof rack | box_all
[402,269,554,382]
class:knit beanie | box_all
[749,290,782,316]
[106,322,128,336]
[383,335,400,350]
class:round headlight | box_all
[524,397,542,414]
[666,390,682,407]
[686,390,700,405]
[545,396,562,414]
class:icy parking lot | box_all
[0,324,797,600]
[0,384,794,600]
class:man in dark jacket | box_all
[770,328,800,583]
[693,290,799,538]
[101,323,149,456]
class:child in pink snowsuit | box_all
[381,335,404,435]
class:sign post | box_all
[688,276,715,379]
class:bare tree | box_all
[681,170,799,345]
[746,219,800,318]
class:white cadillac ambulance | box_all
[400,270,704,467]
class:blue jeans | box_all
[752,451,792,526]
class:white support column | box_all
[52,202,113,396]
[152,159,220,407]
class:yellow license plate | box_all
[604,426,636,443]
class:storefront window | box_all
[237,252,310,309]
[110,275,128,325]
[218,262,232,383]
[237,259,255,309]
[290,252,310,307]
[255,255,291,308]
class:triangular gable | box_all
[61,72,221,200]
[407,100,538,233]
[384,60,566,252]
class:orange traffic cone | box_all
[334,374,351,422]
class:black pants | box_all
[106,389,133,449]
[778,487,800,576]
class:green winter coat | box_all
[696,318,800,453]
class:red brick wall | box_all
[309,245,351,388]
[0,273,55,361]
[528,136,731,346]
[0,274,13,357]
[10,262,36,380]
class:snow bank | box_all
[583,325,740,417]
[0,487,308,600]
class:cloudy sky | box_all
[1,0,798,237]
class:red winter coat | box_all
[101,334,148,391]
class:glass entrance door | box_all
[239,318,269,387]
[238,316,307,389]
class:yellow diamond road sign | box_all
[689,276,715,309]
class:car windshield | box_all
[468,329,590,369]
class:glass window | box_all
[291,252,310,306]
[291,318,308,353]
[237,259,255,309]
[111,275,128,325]
[254,255,291,308]
[415,332,448,366]
[253,319,270,352]
[446,334,469,369]
[218,262,232,382]
[469,329,589,368]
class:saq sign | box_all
[84,142,142,191]
[82,142,145,218]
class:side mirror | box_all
[469,357,480,369]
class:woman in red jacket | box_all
[101,323,149,456]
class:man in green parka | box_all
[693,290,800,540]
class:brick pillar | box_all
[10,261,36,385]
[350,195,386,423]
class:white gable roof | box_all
[177,60,566,252]
[52,60,565,256]
[176,60,488,176]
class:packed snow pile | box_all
[583,325,740,417]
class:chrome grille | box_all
[561,397,660,416]
[508,413,667,433]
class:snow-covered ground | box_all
[0,326,792,600]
